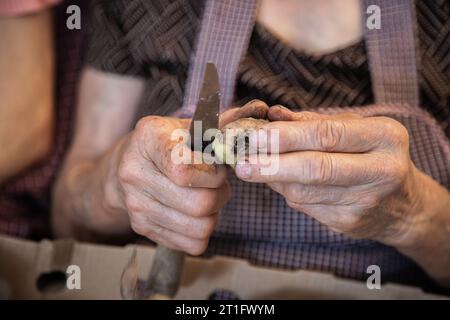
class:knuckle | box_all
[316,120,344,151]
[135,115,161,133]
[308,154,335,184]
[133,116,173,158]
[129,215,147,236]
[319,154,335,183]
[130,222,145,237]
[378,117,410,149]
[286,199,303,212]
[129,213,164,242]
[190,190,218,217]
[144,225,165,243]
[118,152,141,185]
[283,185,299,203]
[134,116,158,143]
[143,230,157,242]
[196,217,217,240]
[124,194,143,214]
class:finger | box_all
[135,116,227,188]
[131,198,219,240]
[235,152,383,186]
[268,105,362,121]
[121,151,231,216]
[250,118,385,154]
[152,137,228,188]
[219,99,269,129]
[269,182,363,205]
[151,175,231,217]
[156,227,210,256]
[135,221,209,256]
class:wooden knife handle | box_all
[147,245,185,299]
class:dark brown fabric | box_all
[86,0,450,136]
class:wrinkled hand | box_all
[235,105,424,245]
[117,116,229,255]
[117,100,270,255]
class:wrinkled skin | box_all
[54,69,450,288]
[119,102,450,286]
[116,100,270,255]
[116,115,228,255]
[235,106,419,241]
[230,106,450,288]
[213,117,269,166]
[218,103,420,241]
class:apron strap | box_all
[183,0,421,114]
[362,0,420,106]
[182,0,259,114]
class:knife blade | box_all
[146,63,221,300]
[189,62,221,152]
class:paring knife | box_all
[146,63,221,299]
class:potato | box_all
[213,117,268,167]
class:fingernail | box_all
[236,163,252,178]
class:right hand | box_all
[117,116,230,255]
[114,100,269,255]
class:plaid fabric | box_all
[363,0,420,106]
[180,0,258,116]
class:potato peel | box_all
[213,117,268,167]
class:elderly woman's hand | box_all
[235,106,450,282]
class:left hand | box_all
[235,105,425,245]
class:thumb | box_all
[219,99,269,129]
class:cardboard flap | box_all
[0,235,448,299]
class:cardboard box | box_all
[0,234,447,299]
